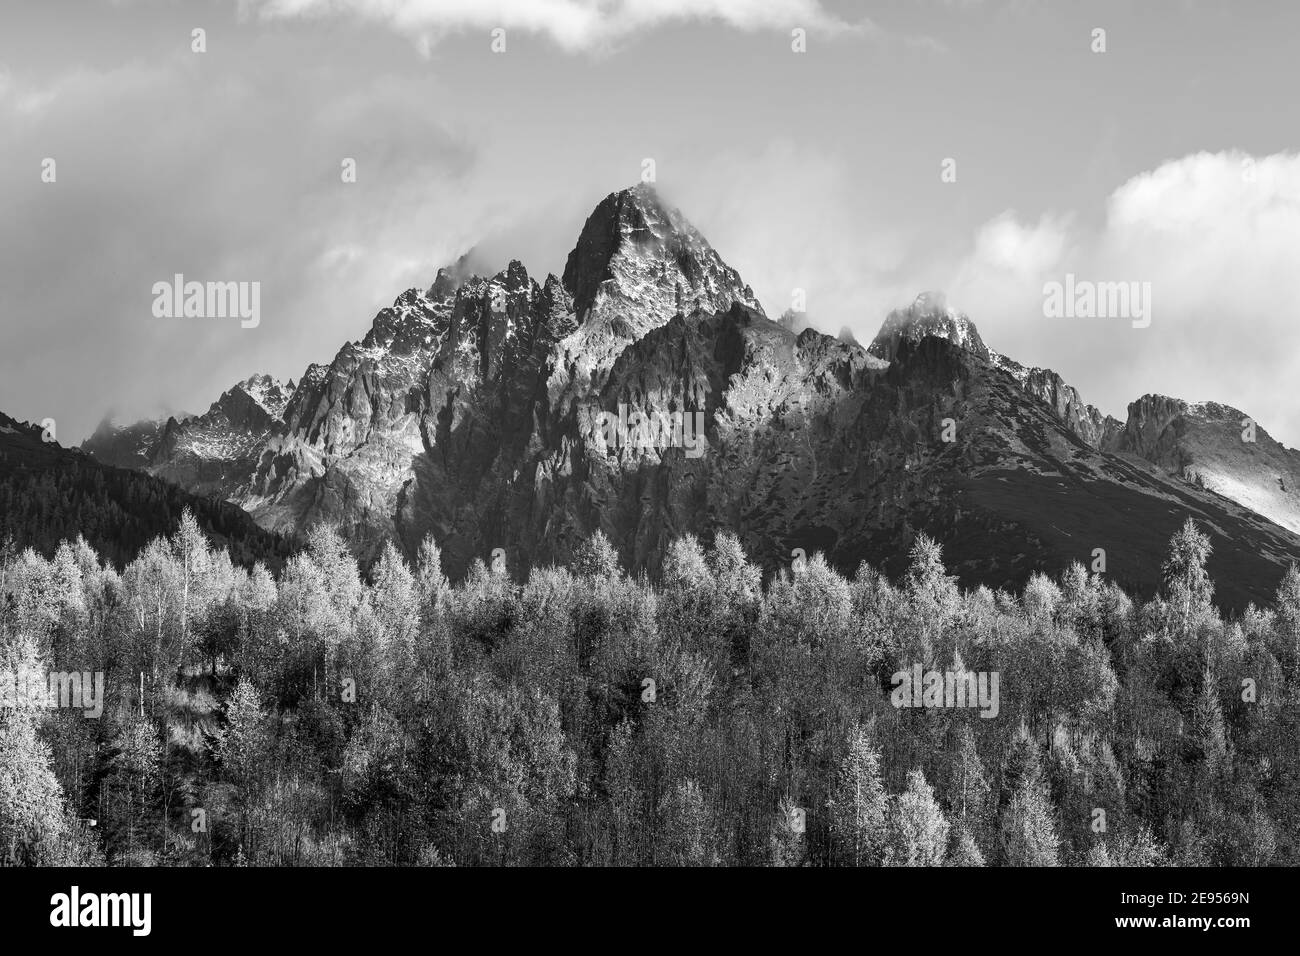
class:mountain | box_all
[82,184,1300,610]
[150,373,296,497]
[0,411,292,569]
[83,413,184,470]
[869,291,990,362]
[992,354,1124,451]
[868,293,1125,451]
[558,181,764,392]
[831,335,1300,610]
[1108,395,1300,536]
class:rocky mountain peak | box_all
[561,183,763,329]
[869,292,990,363]
[549,184,764,403]
[428,250,479,300]
[228,374,295,420]
[81,409,195,469]
[1110,393,1300,535]
[500,258,531,291]
[868,292,1129,450]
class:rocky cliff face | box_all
[235,256,580,558]
[994,359,1124,450]
[1110,395,1300,535]
[148,374,295,499]
[82,184,1300,609]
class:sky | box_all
[2,0,1300,446]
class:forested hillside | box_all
[1,513,1295,866]
[0,412,293,572]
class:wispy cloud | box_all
[0,67,59,115]
[236,0,870,54]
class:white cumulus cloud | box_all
[947,150,1300,446]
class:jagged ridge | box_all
[79,185,1300,609]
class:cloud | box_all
[662,139,920,336]
[964,211,1071,276]
[236,0,866,54]
[0,54,496,443]
[0,67,59,115]
[947,150,1300,446]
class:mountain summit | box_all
[869,291,989,362]
[1109,394,1300,536]
[563,183,762,325]
[553,184,764,398]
